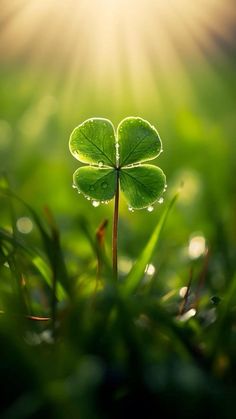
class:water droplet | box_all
[145,263,156,276]
[98,161,104,168]
[101,182,108,189]
[16,217,33,234]
[179,308,196,322]
[128,206,134,212]
[89,185,95,191]
[72,183,77,189]
[86,196,91,201]
[188,235,206,259]
[158,197,164,204]
[147,205,154,212]
[179,287,188,298]
[92,200,100,207]
[160,148,163,154]
[104,200,109,204]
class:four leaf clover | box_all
[69,117,166,209]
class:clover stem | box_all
[112,169,120,280]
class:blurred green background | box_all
[0,0,236,418]
[0,0,236,297]
[1,0,235,279]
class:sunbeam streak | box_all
[0,0,235,111]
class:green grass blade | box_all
[210,272,236,357]
[121,193,178,296]
[0,187,71,296]
[0,228,67,301]
[32,255,66,300]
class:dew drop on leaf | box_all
[128,206,134,212]
[158,197,164,204]
[98,161,104,167]
[72,183,77,189]
[92,200,100,207]
[147,205,154,212]
[101,181,108,189]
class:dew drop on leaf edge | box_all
[92,200,100,207]
[147,205,154,212]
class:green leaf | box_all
[69,118,116,167]
[121,193,178,296]
[120,165,166,209]
[69,117,166,208]
[73,166,116,201]
[118,117,162,167]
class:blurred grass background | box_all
[0,1,236,417]
[1,1,235,254]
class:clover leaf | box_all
[69,117,166,209]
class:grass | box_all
[0,51,235,418]
[0,179,236,418]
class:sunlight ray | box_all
[0,0,235,114]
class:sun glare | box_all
[0,0,235,107]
